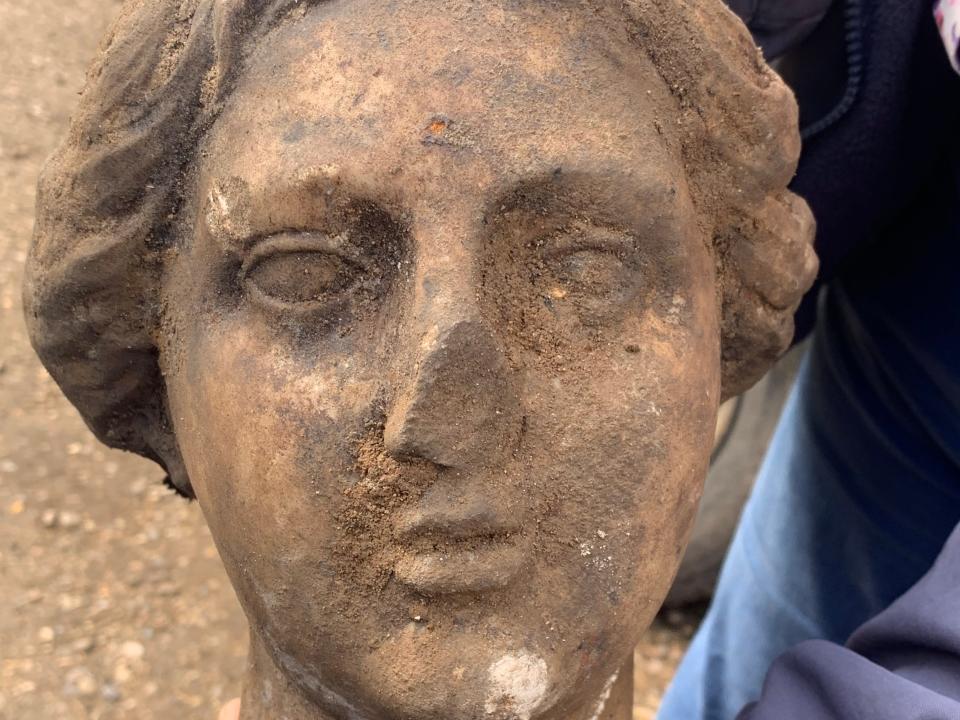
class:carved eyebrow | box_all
[203,165,345,235]
[201,166,393,250]
[486,168,681,221]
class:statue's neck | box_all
[240,634,331,720]
[591,659,634,720]
[239,632,634,720]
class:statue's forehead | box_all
[212,0,674,164]
[251,0,643,76]
[206,40,680,204]
[200,109,686,240]
[196,0,690,233]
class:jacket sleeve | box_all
[738,521,960,719]
[726,0,836,58]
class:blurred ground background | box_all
[0,1,697,717]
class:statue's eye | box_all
[538,224,636,305]
[548,248,628,297]
[244,250,363,305]
[531,227,640,328]
[240,232,370,311]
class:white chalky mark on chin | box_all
[484,652,549,720]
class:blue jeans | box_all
[658,199,960,720]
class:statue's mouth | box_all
[393,533,530,595]
[391,502,530,595]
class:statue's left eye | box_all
[549,248,628,297]
[243,249,363,305]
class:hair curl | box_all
[24,0,817,496]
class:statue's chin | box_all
[259,624,575,720]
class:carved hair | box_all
[24,0,816,495]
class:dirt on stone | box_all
[0,2,699,718]
[336,428,431,595]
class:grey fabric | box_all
[738,522,960,719]
[728,0,836,58]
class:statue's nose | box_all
[383,314,521,470]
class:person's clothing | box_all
[726,0,834,59]
[739,519,960,719]
[657,2,960,718]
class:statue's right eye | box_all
[244,250,363,305]
[239,232,368,311]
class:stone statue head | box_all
[24,0,816,717]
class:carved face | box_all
[163,2,719,718]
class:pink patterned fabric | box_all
[935,0,960,73]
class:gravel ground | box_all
[0,2,697,717]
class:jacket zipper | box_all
[801,0,865,139]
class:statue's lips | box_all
[392,502,529,595]
[394,535,529,595]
